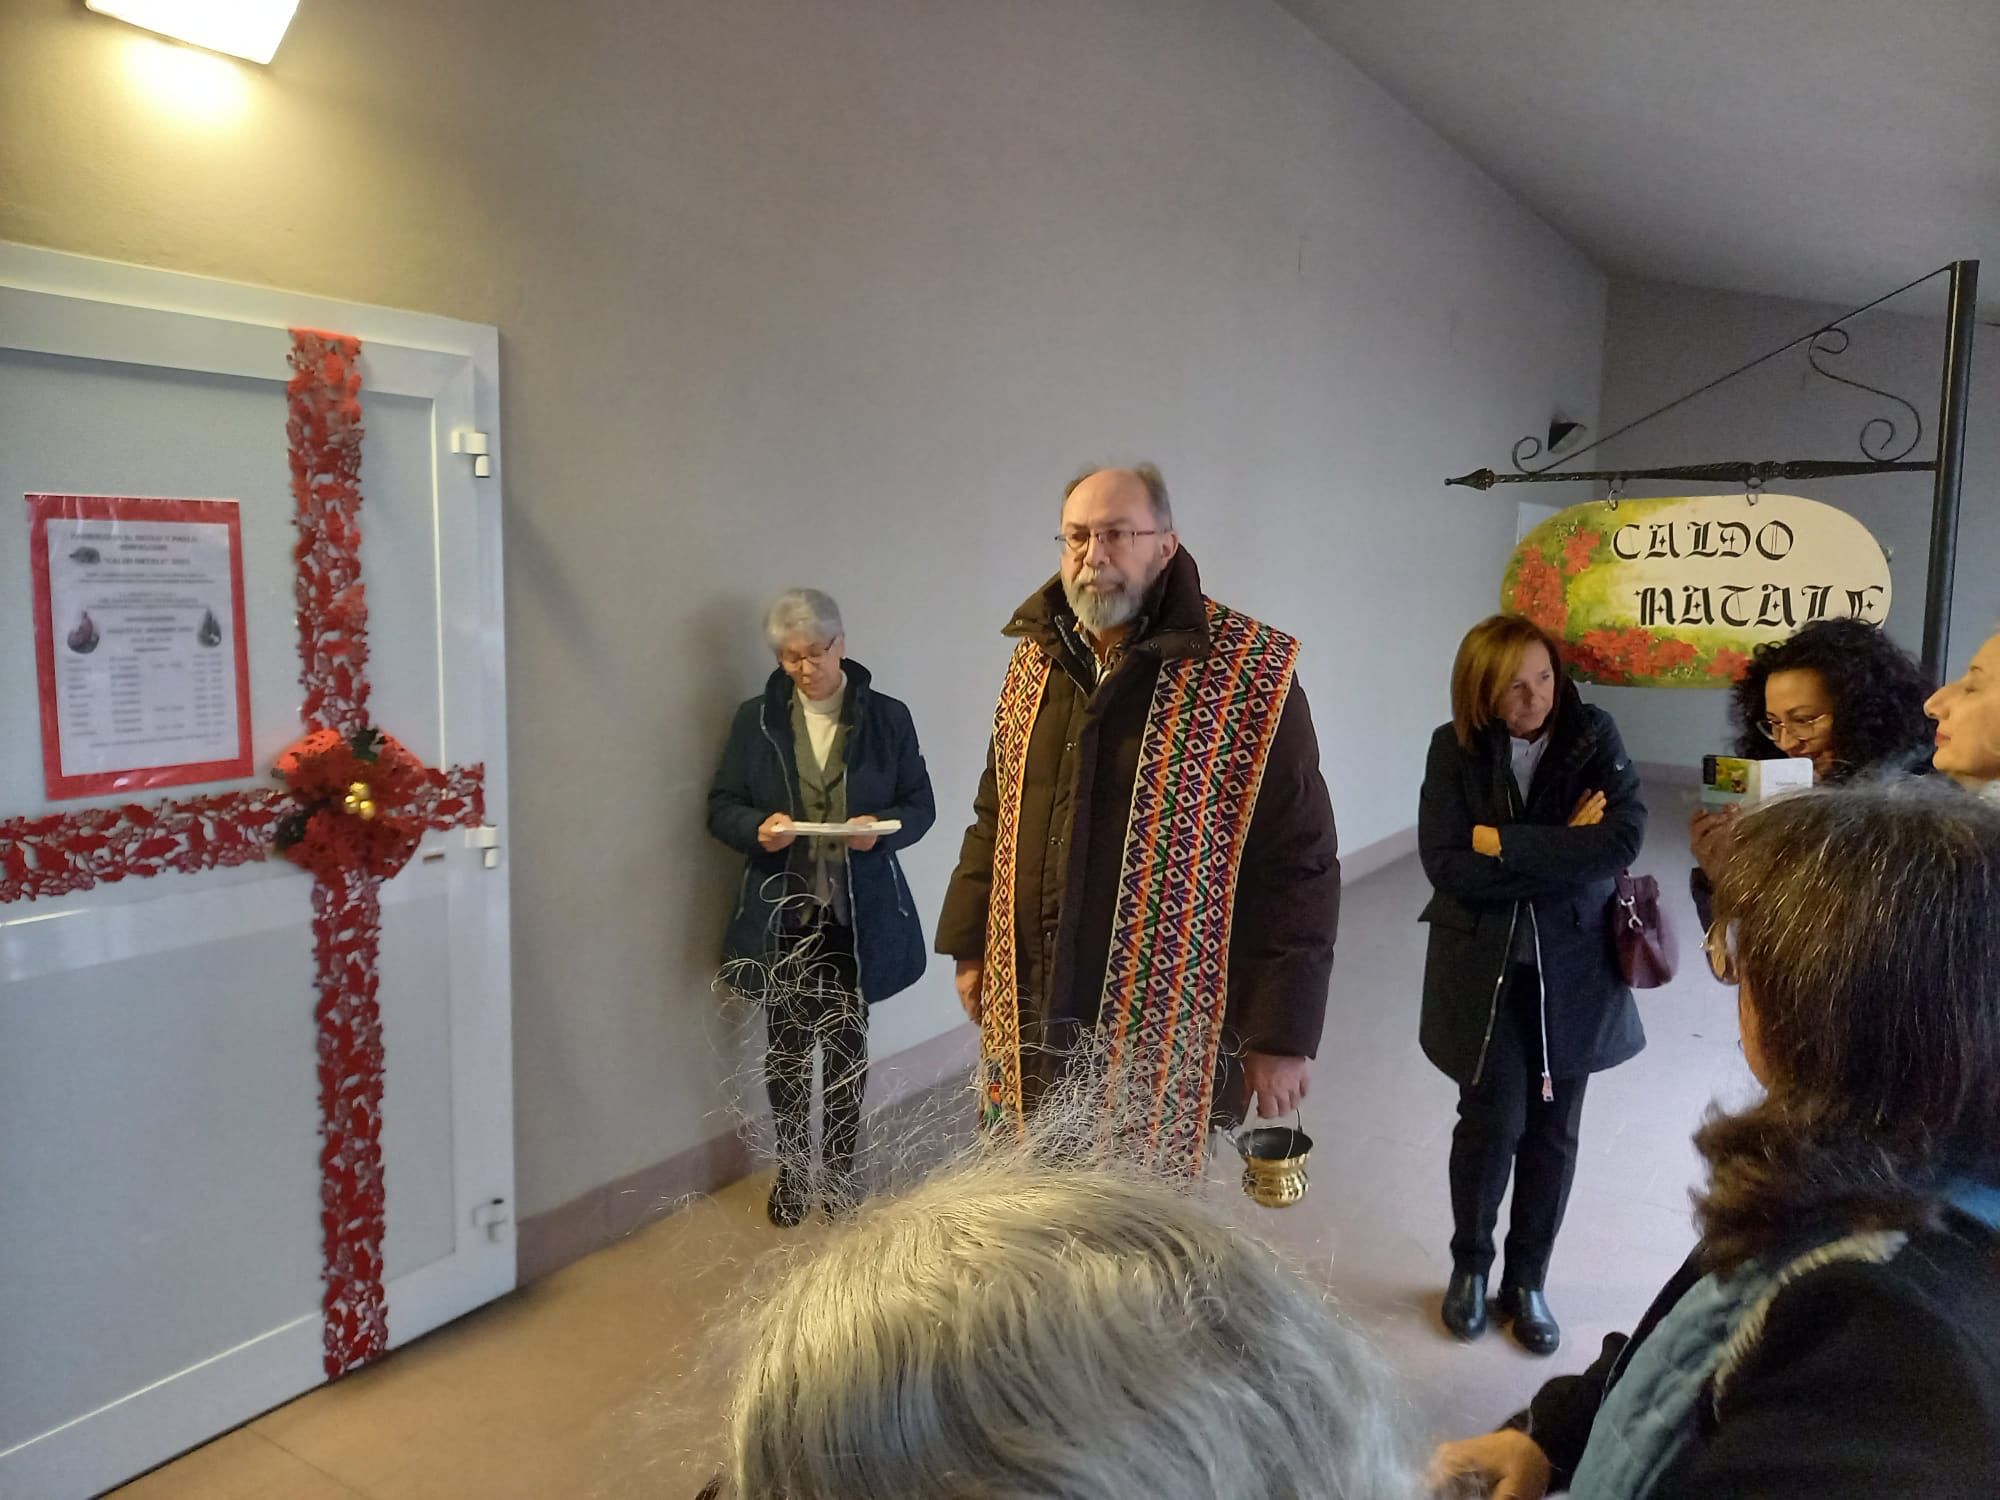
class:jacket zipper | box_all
[1470,903,1518,1088]
[760,714,837,992]
[1521,717,1589,1102]
[758,718,801,821]
[842,843,868,1004]
[833,701,867,1002]
[1472,757,1527,1089]
[1529,902,1553,1103]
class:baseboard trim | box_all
[516,1023,979,1285]
[516,829,1439,1286]
[1342,822,1417,881]
[1637,759,1701,788]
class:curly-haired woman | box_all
[1688,618,1932,925]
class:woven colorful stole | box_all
[1100,602,1298,1174]
[980,601,1299,1173]
[979,641,1052,1133]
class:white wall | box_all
[1588,277,1998,769]
[0,0,1603,1218]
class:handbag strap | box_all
[1615,871,1648,930]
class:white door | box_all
[0,244,514,1499]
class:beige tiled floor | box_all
[116,809,1744,1497]
[115,1178,779,1499]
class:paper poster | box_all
[27,494,254,799]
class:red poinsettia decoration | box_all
[274,727,430,883]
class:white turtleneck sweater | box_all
[800,676,846,772]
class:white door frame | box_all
[0,242,514,1499]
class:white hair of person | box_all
[763,588,843,650]
[716,1147,1418,1499]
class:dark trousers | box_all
[764,917,869,1185]
[1448,963,1589,1289]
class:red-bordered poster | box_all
[27,494,254,799]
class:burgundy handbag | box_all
[1612,872,1677,989]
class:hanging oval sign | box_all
[1501,493,1891,687]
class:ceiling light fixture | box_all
[85,0,300,65]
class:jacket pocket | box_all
[733,866,751,921]
[1419,894,1480,933]
[1572,894,1608,930]
[889,856,912,918]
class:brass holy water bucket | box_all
[1233,1117,1313,1209]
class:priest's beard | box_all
[1064,560,1160,635]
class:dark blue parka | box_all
[707,660,935,1003]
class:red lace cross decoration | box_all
[0,329,486,1378]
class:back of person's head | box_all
[1697,780,2000,1268]
[1728,618,1933,773]
[717,1154,1415,1499]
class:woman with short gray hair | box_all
[707,588,935,1226]
[706,1155,1417,1499]
[762,587,843,652]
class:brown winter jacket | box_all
[934,548,1340,1113]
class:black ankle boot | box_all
[1499,1284,1561,1355]
[1441,1267,1489,1341]
[821,1166,862,1221]
[766,1169,808,1228]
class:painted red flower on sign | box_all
[1653,636,1698,672]
[1510,549,1569,637]
[1571,627,1699,684]
[1707,647,1753,681]
[1562,530,1599,576]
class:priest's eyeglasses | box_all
[1056,527,1162,556]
